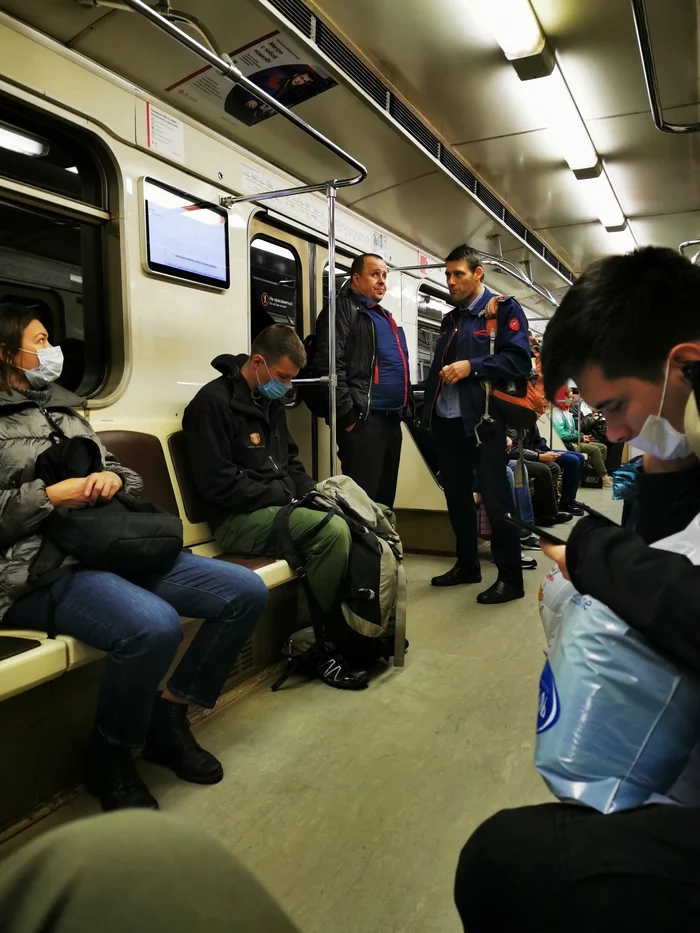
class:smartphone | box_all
[504,513,567,546]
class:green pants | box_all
[0,811,300,933]
[216,506,351,623]
[574,441,608,478]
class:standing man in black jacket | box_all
[454,247,700,932]
[313,253,411,508]
[182,325,367,689]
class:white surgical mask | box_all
[631,359,694,460]
[21,345,64,389]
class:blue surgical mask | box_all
[21,345,64,389]
[257,360,290,401]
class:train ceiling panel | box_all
[4,0,699,280]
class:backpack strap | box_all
[474,296,508,444]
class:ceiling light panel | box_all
[483,0,545,60]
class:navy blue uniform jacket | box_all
[423,287,532,433]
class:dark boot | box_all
[84,729,158,812]
[142,695,223,785]
[431,561,482,587]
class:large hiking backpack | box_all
[480,296,547,431]
[267,475,407,690]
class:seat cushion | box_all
[168,431,207,524]
[98,431,179,517]
[215,554,280,572]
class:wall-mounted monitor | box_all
[142,177,230,289]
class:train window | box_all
[250,236,301,341]
[322,262,351,305]
[0,95,104,207]
[0,198,107,396]
[417,286,451,382]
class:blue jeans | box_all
[506,461,534,525]
[5,552,268,748]
[556,450,585,505]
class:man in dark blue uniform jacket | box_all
[423,244,532,604]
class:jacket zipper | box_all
[365,320,376,419]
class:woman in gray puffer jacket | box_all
[0,303,268,813]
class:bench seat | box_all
[0,633,67,702]
[0,430,297,697]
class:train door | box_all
[248,218,314,473]
[313,248,353,481]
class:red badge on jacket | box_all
[508,318,520,331]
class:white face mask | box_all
[631,359,694,460]
[21,345,64,389]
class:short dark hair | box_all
[350,253,385,278]
[250,324,306,370]
[541,246,700,399]
[0,301,40,394]
[445,243,482,273]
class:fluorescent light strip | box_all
[0,126,48,157]
[577,173,625,230]
[532,67,598,172]
[482,0,545,60]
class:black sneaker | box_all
[85,729,159,812]
[561,501,585,516]
[142,695,223,785]
[521,554,538,570]
[316,647,370,690]
[520,534,541,550]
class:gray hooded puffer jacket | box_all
[0,385,143,624]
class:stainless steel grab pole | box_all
[119,0,367,192]
[327,184,338,477]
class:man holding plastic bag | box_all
[455,247,700,933]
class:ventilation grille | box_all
[316,21,387,108]
[228,638,256,683]
[266,0,313,36]
[265,0,574,282]
[389,97,440,157]
[440,147,477,192]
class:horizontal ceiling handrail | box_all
[631,0,700,134]
[119,0,367,195]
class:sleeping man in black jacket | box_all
[182,324,368,690]
[454,247,700,933]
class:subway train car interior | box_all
[0,0,699,929]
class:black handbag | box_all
[30,414,183,588]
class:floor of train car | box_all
[0,488,620,933]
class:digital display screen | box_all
[143,177,230,289]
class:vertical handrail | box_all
[327,185,338,477]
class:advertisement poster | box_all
[166,31,336,129]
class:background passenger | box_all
[423,244,530,604]
[312,254,411,509]
[455,247,700,932]
[552,391,612,487]
[506,430,572,526]
[182,325,368,689]
[0,302,268,812]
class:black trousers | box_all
[526,459,560,521]
[336,411,402,508]
[455,803,700,933]
[432,415,522,586]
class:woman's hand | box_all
[540,541,570,580]
[46,472,122,509]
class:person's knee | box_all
[324,515,352,551]
[126,601,182,660]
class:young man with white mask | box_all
[453,247,700,933]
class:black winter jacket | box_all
[567,464,700,678]
[314,291,408,430]
[182,354,316,530]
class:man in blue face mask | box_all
[453,246,700,933]
[183,325,369,690]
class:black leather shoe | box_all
[477,580,525,604]
[142,695,223,785]
[316,647,370,690]
[85,729,158,812]
[431,562,482,587]
[536,511,573,526]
